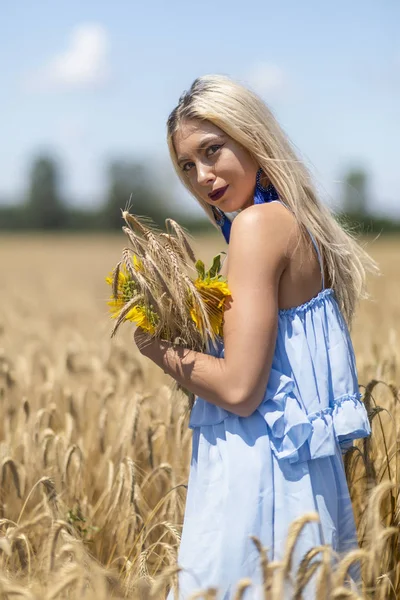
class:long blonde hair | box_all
[167,74,377,326]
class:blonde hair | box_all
[167,74,377,326]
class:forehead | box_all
[173,120,225,157]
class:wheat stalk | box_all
[165,218,196,263]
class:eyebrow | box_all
[177,135,225,166]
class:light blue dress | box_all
[167,203,370,599]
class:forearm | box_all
[139,337,246,415]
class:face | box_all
[173,119,259,212]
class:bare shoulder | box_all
[230,202,298,258]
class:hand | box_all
[134,327,155,356]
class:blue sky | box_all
[0,0,398,217]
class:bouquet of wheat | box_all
[106,211,231,406]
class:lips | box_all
[208,185,229,201]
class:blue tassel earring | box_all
[211,169,280,244]
[254,168,279,205]
[211,205,232,244]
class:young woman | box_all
[134,75,375,599]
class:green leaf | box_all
[195,259,205,279]
[207,254,221,279]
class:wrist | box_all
[141,335,158,358]
[134,328,157,357]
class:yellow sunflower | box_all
[105,255,146,319]
[190,277,231,336]
[132,254,145,273]
[124,304,158,334]
[106,264,135,317]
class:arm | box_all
[137,203,292,417]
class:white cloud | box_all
[26,24,110,90]
[245,63,287,99]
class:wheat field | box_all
[0,232,399,599]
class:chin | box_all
[219,198,246,213]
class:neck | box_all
[224,209,242,222]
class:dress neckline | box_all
[279,288,334,316]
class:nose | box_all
[196,162,216,187]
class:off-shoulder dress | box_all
[168,193,370,599]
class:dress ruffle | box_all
[256,369,370,464]
[189,368,370,465]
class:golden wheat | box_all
[0,233,399,598]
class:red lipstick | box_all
[208,185,229,201]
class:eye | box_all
[182,161,194,173]
[206,144,223,157]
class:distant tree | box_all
[342,167,369,216]
[0,205,28,230]
[101,160,171,229]
[26,156,66,229]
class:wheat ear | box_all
[122,249,158,308]
[112,261,122,299]
[165,218,196,263]
[123,212,166,266]
[111,294,142,338]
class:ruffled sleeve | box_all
[257,370,370,464]
[256,369,312,462]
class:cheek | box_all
[240,174,257,201]
[225,147,256,178]
[218,152,247,179]
[233,159,257,201]
[188,171,201,188]
[233,158,257,190]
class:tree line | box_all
[0,155,190,231]
[0,154,399,234]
